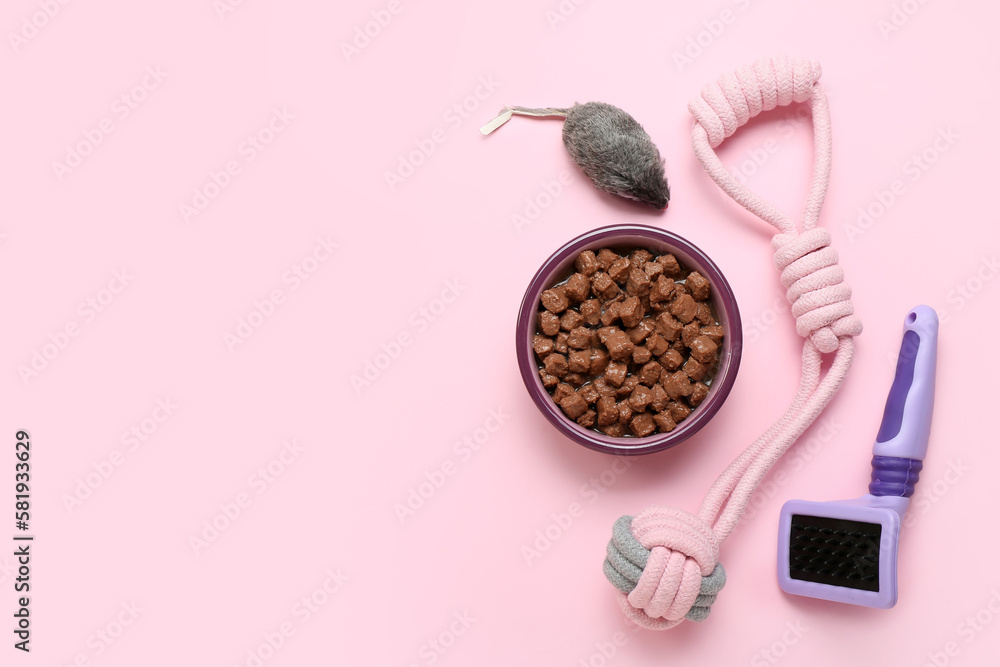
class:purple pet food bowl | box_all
[516,223,743,455]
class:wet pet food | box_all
[534,248,724,437]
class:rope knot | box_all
[604,507,727,630]
[771,228,862,353]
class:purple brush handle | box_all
[869,306,938,497]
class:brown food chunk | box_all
[580,299,602,326]
[604,329,635,361]
[600,301,622,326]
[667,400,692,422]
[567,327,592,350]
[575,250,600,276]
[653,412,677,433]
[686,271,711,301]
[696,302,715,325]
[659,348,684,371]
[637,361,662,386]
[560,309,584,331]
[539,369,559,389]
[632,346,652,365]
[700,325,725,345]
[649,275,676,303]
[616,375,639,399]
[568,349,591,373]
[619,296,645,328]
[649,384,670,412]
[544,353,568,378]
[541,287,569,313]
[539,311,560,336]
[563,372,587,387]
[630,412,656,437]
[655,312,683,341]
[578,383,600,404]
[629,249,653,266]
[560,391,588,419]
[649,298,671,313]
[604,361,627,387]
[597,396,618,426]
[626,267,651,296]
[576,409,597,428]
[590,349,611,375]
[552,382,574,403]
[554,332,569,354]
[682,357,707,381]
[626,319,655,344]
[565,273,591,302]
[643,261,664,281]
[608,257,631,283]
[670,293,698,323]
[617,401,633,424]
[586,330,600,349]
[593,377,617,396]
[533,335,554,359]
[688,382,710,408]
[656,253,682,277]
[591,272,620,299]
[689,335,719,364]
[682,321,702,346]
[596,249,620,271]
[629,384,654,411]
[602,422,626,437]
[646,332,670,356]
[663,371,694,399]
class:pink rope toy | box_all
[603,55,863,630]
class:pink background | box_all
[2,0,999,665]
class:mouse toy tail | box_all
[479,105,570,135]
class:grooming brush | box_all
[777,305,938,608]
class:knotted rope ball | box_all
[605,510,726,630]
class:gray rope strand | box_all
[603,515,727,622]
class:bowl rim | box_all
[515,223,743,455]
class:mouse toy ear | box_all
[480,102,670,210]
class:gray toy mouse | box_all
[480,102,669,209]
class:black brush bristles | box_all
[788,515,881,592]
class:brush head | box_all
[777,498,902,608]
[788,514,881,591]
